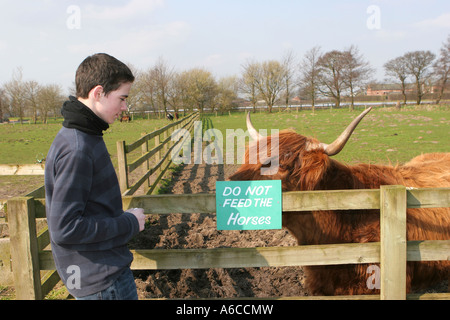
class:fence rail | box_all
[0,164,45,176]
[6,186,450,300]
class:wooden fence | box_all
[0,164,45,176]
[6,185,450,300]
[0,166,45,286]
[116,112,199,196]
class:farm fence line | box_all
[116,112,199,196]
[5,185,450,300]
[0,164,45,176]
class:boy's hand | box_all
[127,208,146,231]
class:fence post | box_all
[380,185,407,300]
[152,134,161,194]
[162,130,169,170]
[117,140,128,193]
[8,197,42,300]
[141,132,150,193]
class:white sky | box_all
[1,0,449,94]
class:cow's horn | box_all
[246,112,263,141]
[323,107,372,156]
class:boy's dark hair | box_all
[75,53,135,98]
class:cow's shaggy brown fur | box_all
[229,118,450,296]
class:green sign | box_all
[215,180,282,230]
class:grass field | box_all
[0,116,171,198]
[1,105,449,167]
[0,117,170,165]
[207,105,450,165]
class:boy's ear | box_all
[90,85,104,101]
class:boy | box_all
[45,53,146,300]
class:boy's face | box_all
[93,82,132,124]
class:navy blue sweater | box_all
[45,99,139,298]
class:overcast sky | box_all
[1,0,449,94]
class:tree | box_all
[254,60,286,113]
[164,71,182,114]
[299,46,322,112]
[215,76,239,114]
[317,50,347,108]
[135,59,176,118]
[152,57,175,115]
[24,80,40,124]
[403,50,436,105]
[342,45,374,110]
[0,87,6,122]
[4,67,28,123]
[433,35,450,104]
[37,84,65,123]
[167,72,189,115]
[180,68,217,114]
[384,55,410,105]
[126,65,147,117]
[281,50,297,111]
[138,67,158,116]
[240,59,260,113]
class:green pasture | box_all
[0,105,449,167]
[208,105,449,165]
[0,117,169,165]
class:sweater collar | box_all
[61,96,109,136]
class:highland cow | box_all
[229,109,450,296]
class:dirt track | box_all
[130,162,306,299]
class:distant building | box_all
[429,82,450,94]
[291,96,301,104]
[366,83,415,96]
